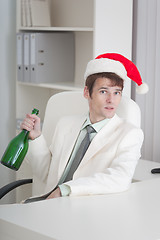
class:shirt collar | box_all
[81,114,110,133]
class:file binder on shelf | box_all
[16,33,24,82]
[21,0,51,27]
[23,33,30,82]
[21,0,27,27]
[16,32,75,84]
[30,0,51,27]
[25,0,32,27]
[30,32,75,84]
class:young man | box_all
[21,53,148,200]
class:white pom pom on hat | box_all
[84,53,149,94]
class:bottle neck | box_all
[22,129,30,138]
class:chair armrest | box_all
[0,179,33,199]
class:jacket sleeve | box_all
[26,134,51,182]
[26,118,63,183]
[66,128,144,196]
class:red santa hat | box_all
[84,53,149,94]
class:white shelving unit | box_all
[16,0,133,120]
[19,27,94,31]
[16,0,133,202]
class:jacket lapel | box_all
[78,114,122,168]
[57,115,87,177]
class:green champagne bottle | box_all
[1,108,39,171]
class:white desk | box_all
[1,177,160,240]
[133,159,160,181]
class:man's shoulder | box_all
[113,114,143,134]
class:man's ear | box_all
[83,86,90,99]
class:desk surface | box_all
[133,159,160,181]
[1,177,160,240]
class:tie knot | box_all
[86,125,96,134]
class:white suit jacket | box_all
[27,114,144,196]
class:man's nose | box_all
[106,93,113,103]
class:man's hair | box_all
[85,72,124,97]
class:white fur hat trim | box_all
[84,58,127,80]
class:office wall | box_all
[132,0,160,162]
[0,0,16,204]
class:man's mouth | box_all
[104,107,114,110]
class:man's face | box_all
[84,78,122,123]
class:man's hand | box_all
[21,114,41,140]
[46,187,61,199]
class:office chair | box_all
[0,91,141,200]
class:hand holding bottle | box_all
[21,113,41,140]
[1,108,39,171]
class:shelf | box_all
[19,27,94,32]
[17,81,84,91]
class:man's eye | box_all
[115,91,121,95]
[100,90,106,94]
